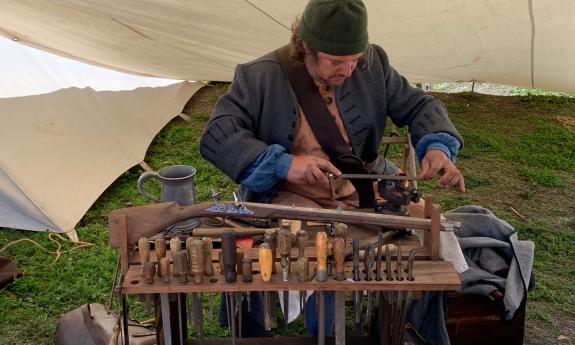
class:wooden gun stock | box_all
[108,201,451,247]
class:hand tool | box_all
[295,230,308,321]
[364,245,375,281]
[172,250,188,343]
[385,245,393,281]
[242,257,253,313]
[202,237,215,320]
[236,251,244,276]
[352,236,362,335]
[242,258,252,282]
[143,261,156,284]
[333,238,345,281]
[159,257,171,284]
[375,231,383,281]
[326,255,333,277]
[296,229,308,258]
[138,237,150,275]
[191,239,206,343]
[186,237,194,277]
[170,236,181,253]
[263,229,277,274]
[258,243,273,331]
[363,246,375,331]
[221,230,237,283]
[333,236,346,345]
[278,229,292,282]
[155,237,167,262]
[396,241,403,281]
[333,222,348,239]
[315,231,328,282]
[317,290,325,345]
[277,229,292,329]
[173,250,189,283]
[190,239,204,284]
[344,231,395,258]
[218,251,224,275]
[189,239,205,342]
[315,231,328,345]
[407,247,426,281]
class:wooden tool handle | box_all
[259,243,273,282]
[333,237,345,281]
[155,238,167,260]
[173,250,188,282]
[221,230,237,283]
[297,256,309,283]
[190,239,204,284]
[186,237,195,275]
[142,261,156,284]
[138,237,150,275]
[296,230,308,258]
[170,237,181,252]
[277,229,291,256]
[242,258,253,283]
[315,231,328,282]
[333,222,348,240]
[159,257,171,283]
[202,237,215,276]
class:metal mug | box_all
[137,165,196,206]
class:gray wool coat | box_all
[200,44,462,197]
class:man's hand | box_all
[287,155,341,186]
[419,149,465,192]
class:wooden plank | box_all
[139,161,153,172]
[117,214,129,276]
[121,260,460,294]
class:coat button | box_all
[292,121,296,128]
[288,134,294,141]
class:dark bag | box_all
[0,256,22,289]
[55,303,155,345]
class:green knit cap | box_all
[299,0,369,56]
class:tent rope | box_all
[0,232,93,265]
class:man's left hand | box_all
[418,149,465,192]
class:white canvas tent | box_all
[0,36,201,235]
[0,0,574,236]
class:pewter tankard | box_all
[137,165,196,206]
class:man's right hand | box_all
[287,155,341,186]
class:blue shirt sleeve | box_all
[415,132,461,163]
[239,144,293,192]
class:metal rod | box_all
[317,291,325,345]
[328,173,424,181]
[160,294,173,345]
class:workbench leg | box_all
[120,292,130,345]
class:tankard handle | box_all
[137,171,161,203]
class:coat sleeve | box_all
[373,45,464,149]
[199,64,270,182]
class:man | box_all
[200,0,464,336]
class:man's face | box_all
[306,50,363,88]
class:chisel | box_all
[202,237,215,320]
[352,237,362,335]
[258,243,273,331]
[189,239,205,342]
[278,229,292,329]
[333,237,346,345]
[315,232,328,345]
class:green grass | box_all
[1,86,574,344]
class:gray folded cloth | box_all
[407,205,535,345]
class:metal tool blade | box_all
[160,294,173,345]
[192,292,204,342]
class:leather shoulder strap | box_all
[276,45,375,208]
[275,45,349,160]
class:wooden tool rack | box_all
[109,199,461,345]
